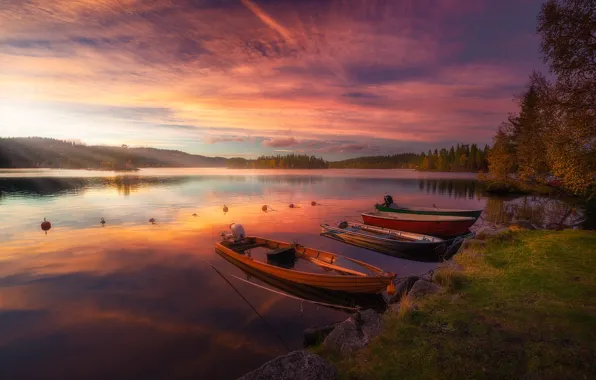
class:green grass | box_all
[320,230,596,380]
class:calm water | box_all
[0,169,586,380]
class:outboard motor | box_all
[222,223,247,243]
[384,195,394,207]
[230,223,246,242]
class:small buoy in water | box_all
[192,213,197,217]
[100,217,106,226]
[41,218,51,234]
[289,203,300,208]
[311,201,317,206]
[223,205,229,213]
[262,205,268,212]
[149,218,156,224]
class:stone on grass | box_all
[475,227,509,240]
[509,219,537,231]
[304,323,338,347]
[323,309,382,355]
[238,350,337,380]
[407,279,442,300]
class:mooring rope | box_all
[205,261,291,353]
[226,272,361,312]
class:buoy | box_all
[149,218,156,224]
[41,218,51,234]
[289,203,299,208]
[262,205,268,212]
[100,217,106,226]
[223,205,228,213]
[311,201,317,206]
[192,213,197,217]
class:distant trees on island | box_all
[227,154,329,169]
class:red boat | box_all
[361,211,476,238]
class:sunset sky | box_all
[0,0,545,159]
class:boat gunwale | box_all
[363,211,476,222]
[320,223,444,245]
[216,237,395,282]
[376,204,483,214]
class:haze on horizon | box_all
[0,0,545,159]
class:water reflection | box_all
[0,169,590,380]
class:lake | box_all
[0,168,586,380]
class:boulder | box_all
[386,275,419,304]
[304,323,338,347]
[475,227,509,240]
[238,350,337,380]
[509,219,537,230]
[407,279,442,300]
[323,309,382,355]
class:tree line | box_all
[0,137,227,169]
[488,0,595,198]
[227,154,329,169]
[419,144,490,172]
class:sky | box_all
[0,0,546,159]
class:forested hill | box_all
[0,137,227,169]
[331,144,490,171]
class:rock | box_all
[304,323,338,347]
[509,219,537,230]
[407,279,442,300]
[238,350,337,380]
[461,238,485,250]
[323,309,382,355]
[387,275,419,304]
[475,227,509,240]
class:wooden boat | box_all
[216,249,387,312]
[320,222,446,254]
[362,211,476,238]
[215,236,396,294]
[321,222,470,261]
[375,195,482,219]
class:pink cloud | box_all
[204,136,245,144]
[262,137,298,147]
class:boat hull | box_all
[362,213,475,238]
[375,204,482,219]
[215,237,394,294]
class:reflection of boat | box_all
[216,234,396,294]
[216,250,387,312]
[376,195,482,219]
[362,211,476,238]
[320,222,445,255]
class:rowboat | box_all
[376,195,482,219]
[321,222,469,261]
[362,211,476,238]
[320,222,445,254]
[216,234,396,294]
[216,249,387,312]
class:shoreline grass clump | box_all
[319,230,596,380]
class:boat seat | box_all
[267,246,295,256]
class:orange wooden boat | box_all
[216,237,396,294]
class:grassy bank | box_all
[321,230,596,379]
